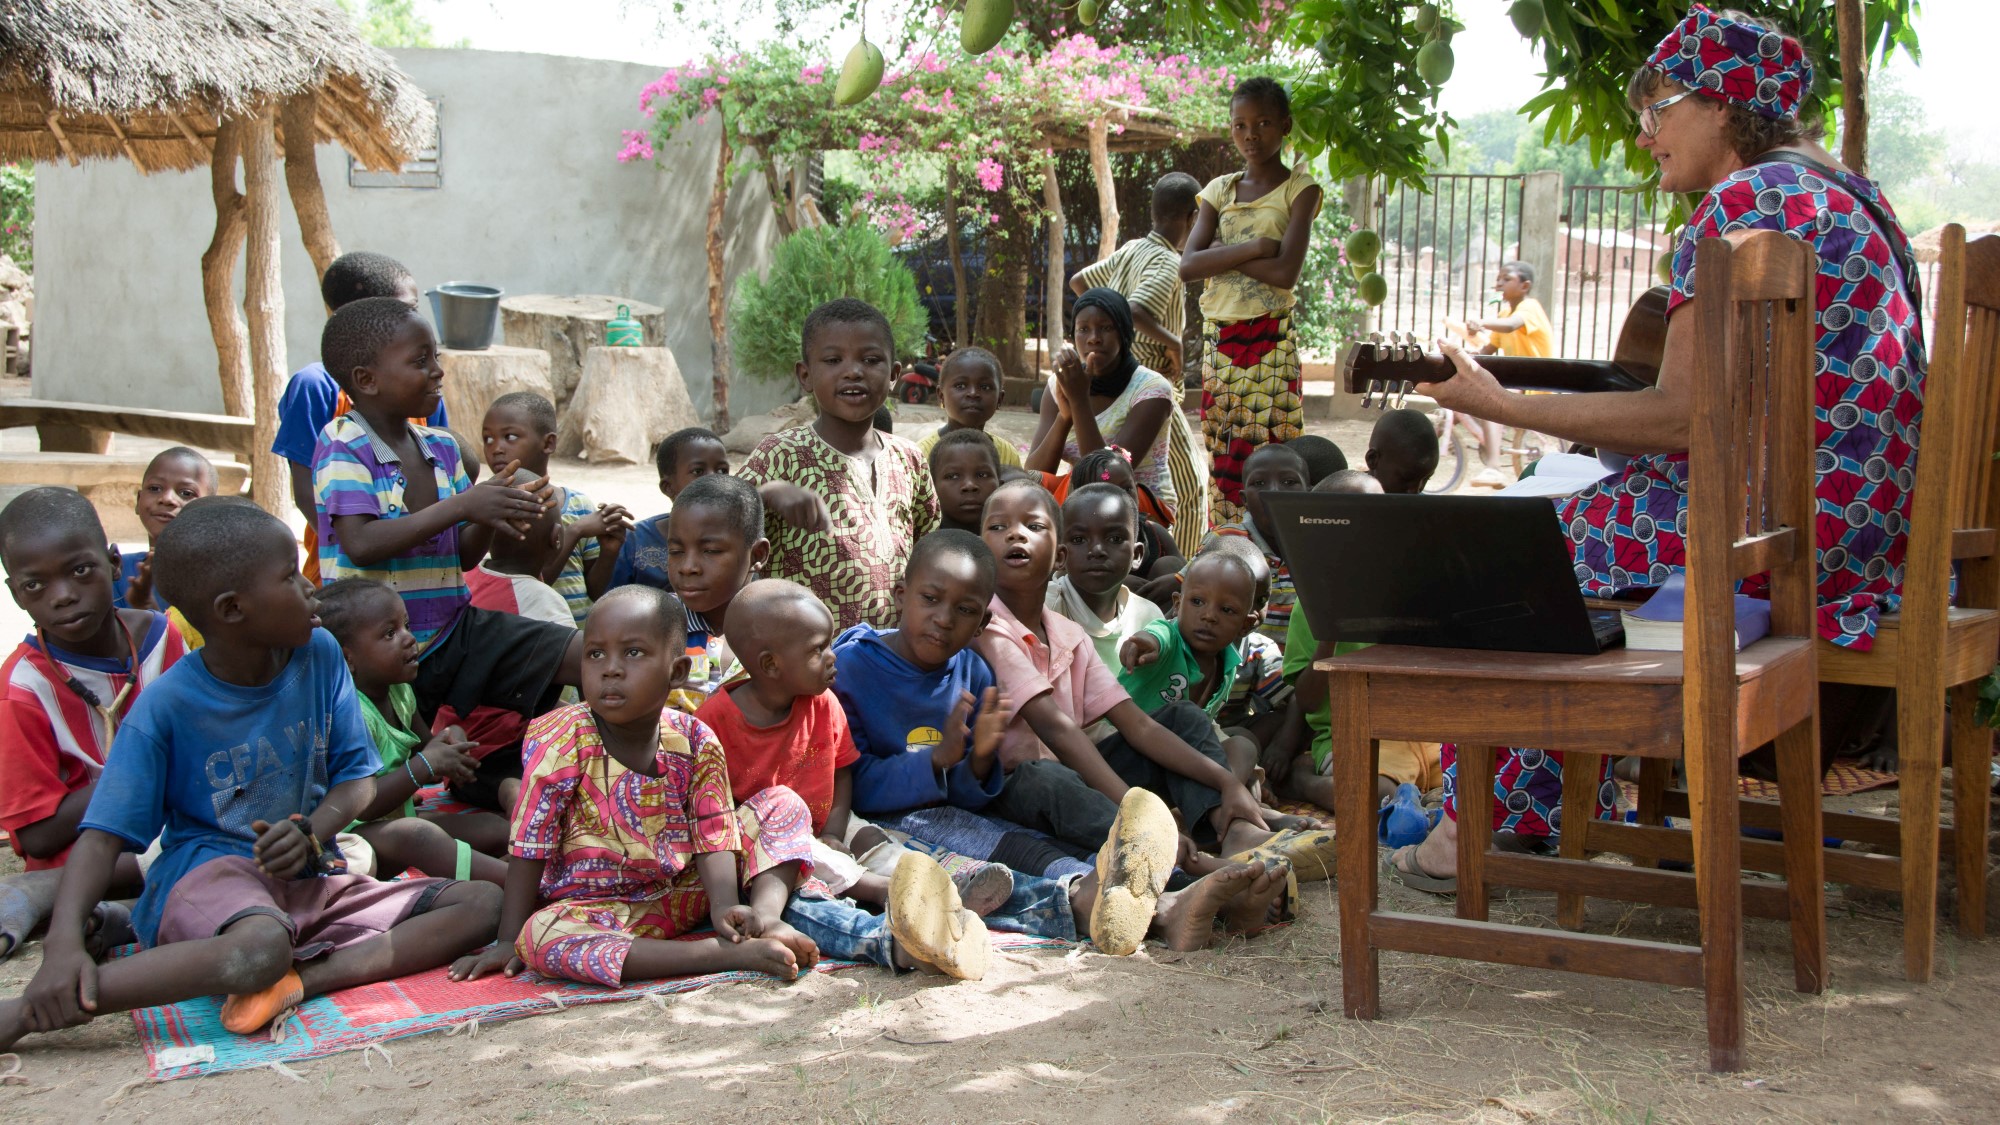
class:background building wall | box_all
[29,49,792,422]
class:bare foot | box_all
[757,919,821,972]
[726,936,802,981]
[1263,810,1326,832]
[1153,862,1259,952]
[1218,820,1275,856]
[1220,860,1291,933]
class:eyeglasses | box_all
[1638,91,1695,138]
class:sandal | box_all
[1229,826,1338,883]
[1383,844,1457,895]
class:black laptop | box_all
[1263,492,1626,656]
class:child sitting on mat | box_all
[0,487,185,956]
[0,501,502,1046]
[446,585,981,985]
[480,392,633,624]
[929,429,1005,536]
[657,473,769,710]
[114,447,218,624]
[316,578,509,885]
[1045,483,1163,673]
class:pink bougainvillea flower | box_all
[616,130,655,163]
[976,158,1005,192]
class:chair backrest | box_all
[1683,231,1818,712]
[1931,229,2000,613]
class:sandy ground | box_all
[4,390,1996,1121]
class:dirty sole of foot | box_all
[889,853,990,981]
[1089,787,1179,956]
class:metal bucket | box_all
[427,283,504,350]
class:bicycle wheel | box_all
[1426,428,1468,493]
[1504,429,1558,478]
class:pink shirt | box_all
[973,595,1130,769]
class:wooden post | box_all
[202,119,252,419]
[1042,154,1066,359]
[944,164,970,347]
[241,113,289,518]
[1835,0,1869,174]
[706,125,734,433]
[1088,117,1119,259]
[280,93,342,279]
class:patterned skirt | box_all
[1163,379,1211,558]
[1201,312,1304,526]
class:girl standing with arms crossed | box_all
[1181,77,1322,526]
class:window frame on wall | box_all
[349,97,442,190]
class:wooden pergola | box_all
[0,0,435,513]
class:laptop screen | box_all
[1262,491,1605,655]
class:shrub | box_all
[1289,191,1369,360]
[0,163,31,270]
[731,222,929,387]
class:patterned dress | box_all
[509,704,815,987]
[1196,166,1319,525]
[739,426,940,632]
[1447,159,1924,838]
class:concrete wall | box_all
[29,49,792,424]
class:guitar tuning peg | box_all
[1394,380,1414,410]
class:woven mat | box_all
[131,932,1067,1081]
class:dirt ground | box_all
[2,399,1997,1121]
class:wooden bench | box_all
[0,398,254,458]
[0,452,249,496]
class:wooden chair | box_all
[1642,226,2000,982]
[1323,230,1825,1073]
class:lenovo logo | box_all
[1299,517,1351,526]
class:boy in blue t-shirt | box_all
[831,530,1010,816]
[0,501,501,1050]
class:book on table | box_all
[1620,574,1772,652]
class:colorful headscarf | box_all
[1644,5,1812,121]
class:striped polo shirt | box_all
[313,412,471,649]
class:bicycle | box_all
[1425,405,1559,493]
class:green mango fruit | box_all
[1078,0,1100,26]
[1414,3,1439,34]
[1656,254,1675,284]
[1416,40,1454,86]
[961,0,1015,55]
[1350,261,1372,282]
[1344,228,1382,266]
[1508,0,1544,38]
[1359,272,1389,307]
[834,37,884,107]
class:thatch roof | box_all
[0,0,435,173]
[1911,221,2000,264]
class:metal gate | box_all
[1368,173,1527,338]
[1556,184,1669,359]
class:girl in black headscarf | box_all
[1025,287,1183,519]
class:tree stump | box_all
[439,345,555,441]
[499,295,668,411]
[562,346,699,465]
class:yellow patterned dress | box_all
[1195,165,1320,525]
[739,425,940,632]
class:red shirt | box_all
[0,614,186,869]
[694,687,859,836]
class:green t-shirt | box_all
[1281,610,1371,773]
[355,680,423,823]
[1116,617,1242,722]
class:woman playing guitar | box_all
[1388,5,1928,892]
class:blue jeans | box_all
[782,873,1080,969]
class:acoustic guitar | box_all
[1342,285,1670,409]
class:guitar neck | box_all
[1343,352,1654,395]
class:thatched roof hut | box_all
[0,0,434,173]
[0,0,438,516]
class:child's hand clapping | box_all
[931,690,979,773]
[584,503,635,549]
[125,556,157,611]
[416,726,481,785]
[1119,632,1163,671]
[461,458,550,538]
[250,814,315,879]
[967,687,1010,781]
